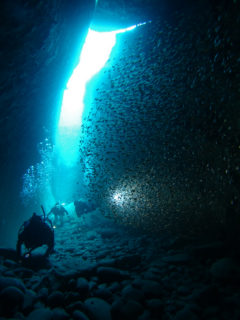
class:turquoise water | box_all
[56,26,137,167]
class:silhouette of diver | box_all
[48,202,69,226]
[17,208,54,259]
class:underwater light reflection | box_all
[57,25,137,166]
[59,27,136,128]
[59,29,117,127]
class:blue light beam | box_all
[56,25,138,166]
[59,27,135,128]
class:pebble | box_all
[189,285,221,307]
[72,310,90,320]
[138,310,152,320]
[108,281,121,293]
[47,290,65,308]
[146,298,163,315]
[0,276,26,292]
[3,259,17,268]
[52,307,69,320]
[210,257,240,281]
[133,279,163,298]
[37,287,49,302]
[66,300,85,313]
[120,299,144,319]
[22,289,37,312]
[26,307,53,320]
[84,297,112,320]
[121,284,144,302]
[76,277,89,297]
[0,286,24,315]
[64,292,81,306]
[93,286,112,300]
[173,306,199,320]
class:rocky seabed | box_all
[1,212,240,320]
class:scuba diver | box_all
[17,206,54,259]
[48,202,69,226]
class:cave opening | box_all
[53,26,139,208]
[56,25,137,166]
[20,24,144,214]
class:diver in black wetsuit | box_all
[17,212,54,259]
[48,202,69,226]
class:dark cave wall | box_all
[0,0,95,244]
[92,0,197,31]
[80,1,240,237]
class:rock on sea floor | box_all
[0,210,240,319]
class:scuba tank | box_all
[41,204,46,221]
[41,205,53,229]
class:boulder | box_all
[0,286,24,315]
[0,276,25,292]
[76,277,89,297]
[210,258,240,281]
[26,307,53,320]
[47,291,65,308]
[84,297,111,320]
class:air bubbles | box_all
[20,138,54,206]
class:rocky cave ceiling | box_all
[92,0,196,30]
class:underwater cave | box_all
[0,0,240,319]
